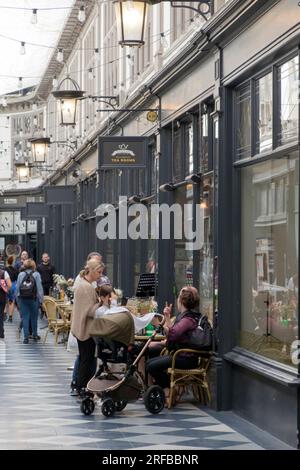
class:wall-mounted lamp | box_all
[114,1,211,47]
[15,161,33,183]
[185,173,202,184]
[52,76,119,126]
[128,195,142,203]
[159,183,175,192]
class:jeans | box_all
[146,354,198,389]
[72,354,97,386]
[18,298,39,339]
[0,301,5,338]
[72,355,80,384]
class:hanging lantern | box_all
[29,137,51,164]
[114,1,151,47]
[15,161,32,183]
[52,77,85,126]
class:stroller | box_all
[80,310,166,417]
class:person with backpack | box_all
[146,286,211,405]
[5,256,19,322]
[16,259,44,344]
[0,268,12,339]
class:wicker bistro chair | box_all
[43,297,68,345]
[166,349,212,409]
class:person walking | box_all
[5,256,18,322]
[0,267,12,339]
[16,259,44,344]
[37,253,55,296]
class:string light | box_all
[52,76,58,88]
[18,77,23,88]
[20,41,26,55]
[88,68,93,80]
[32,102,38,111]
[33,116,38,126]
[127,54,134,66]
[31,9,37,25]
[160,32,168,49]
[78,5,85,23]
[57,48,64,63]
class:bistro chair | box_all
[166,349,212,409]
[43,297,68,345]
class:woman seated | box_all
[146,286,201,402]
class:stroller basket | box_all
[88,373,142,402]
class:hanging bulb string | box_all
[0,27,172,82]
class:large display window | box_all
[240,152,298,366]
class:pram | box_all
[80,310,165,417]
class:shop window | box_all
[199,175,214,323]
[255,72,273,154]
[185,122,194,175]
[240,151,298,367]
[278,56,299,146]
[174,185,194,295]
[235,83,251,160]
[173,127,182,182]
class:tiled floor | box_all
[0,317,293,450]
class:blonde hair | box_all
[80,259,104,277]
[23,259,36,271]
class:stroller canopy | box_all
[89,311,135,346]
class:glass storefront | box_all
[240,152,299,366]
[199,174,214,323]
[174,184,194,295]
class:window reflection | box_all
[236,84,251,159]
[240,152,299,366]
[278,56,299,145]
[199,175,214,323]
[255,72,273,153]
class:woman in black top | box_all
[5,256,19,322]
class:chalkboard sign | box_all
[136,273,157,298]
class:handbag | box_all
[187,314,213,351]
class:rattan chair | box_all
[43,297,68,345]
[167,349,212,409]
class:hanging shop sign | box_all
[26,202,49,219]
[98,136,147,169]
[44,186,74,205]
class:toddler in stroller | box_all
[80,310,166,417]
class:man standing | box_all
[37,253,55,295]
[15,251,29,271]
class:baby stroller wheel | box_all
[144,385,165,414]
[115,400,128,412]
[80,397,95,416]
[101,398,115,417]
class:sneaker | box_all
[33,336,41,341]
[23,338,29,344]
[70,387,78,396]
[7,317,13,323]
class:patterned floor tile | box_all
[0,318,287,450]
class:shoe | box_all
[28,335,33,339]
[8,317,12,323]
[33,336,41,341]
[23,338,29,344]
[70,387,78,396]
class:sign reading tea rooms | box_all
[98,137,147,169]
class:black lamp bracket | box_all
[152,1,211,20]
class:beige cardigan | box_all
[71,277,99,341]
